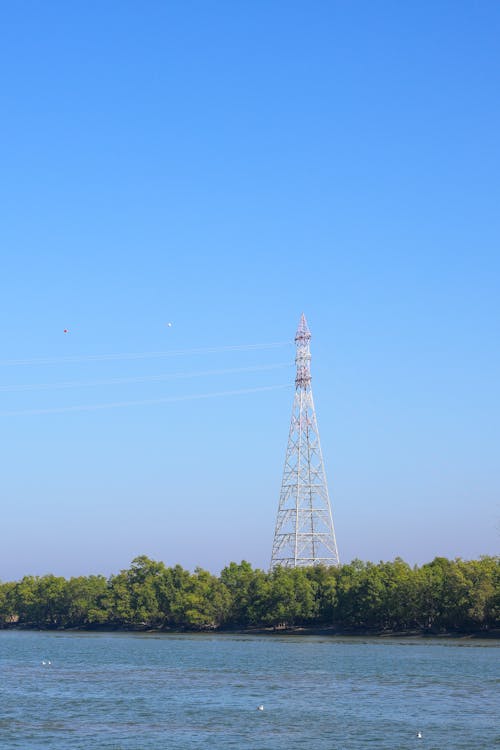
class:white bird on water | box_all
[416,731,423,739]
[257,705,264,711]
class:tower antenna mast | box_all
[271,314,340,568]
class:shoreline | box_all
[2,624,499,639]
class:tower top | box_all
[295,313,311,342]
[295,313,312,390]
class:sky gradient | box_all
[1,1,499,579]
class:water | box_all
[0,631,498,749]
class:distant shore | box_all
[2,556,498,634]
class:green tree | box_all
[416,558,470,631]
[262,566,317,627]
[457,557,499,630]
[36,575,69,626]
[0,582,17,626]
[155,564,192,627]
[220,561,259,626]
[0,555,497,634]
[304,565,338,623]
[336,560,385,629]
[65,575,109,627]
[176,567,230,629]
[107,556,168,627]
[377,558,419,631]
[244,568,272,626]
[12,575,68,627]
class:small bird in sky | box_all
[166,322,173,327]
[63,329,69,334]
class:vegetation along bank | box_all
[0,556,498,634]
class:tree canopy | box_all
[0,556,498,634]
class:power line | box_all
[0,384,292,417]
[0,362,293,393]
[0,341,291,367]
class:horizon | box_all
[2,551,499,584]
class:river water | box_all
[0,631,497,749]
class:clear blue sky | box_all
[1,1,498,579]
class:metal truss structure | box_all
[270,314,340,569]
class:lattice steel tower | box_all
[270,314,340,569]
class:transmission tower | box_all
[270,314,340,569]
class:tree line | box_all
[0,556,498,634]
